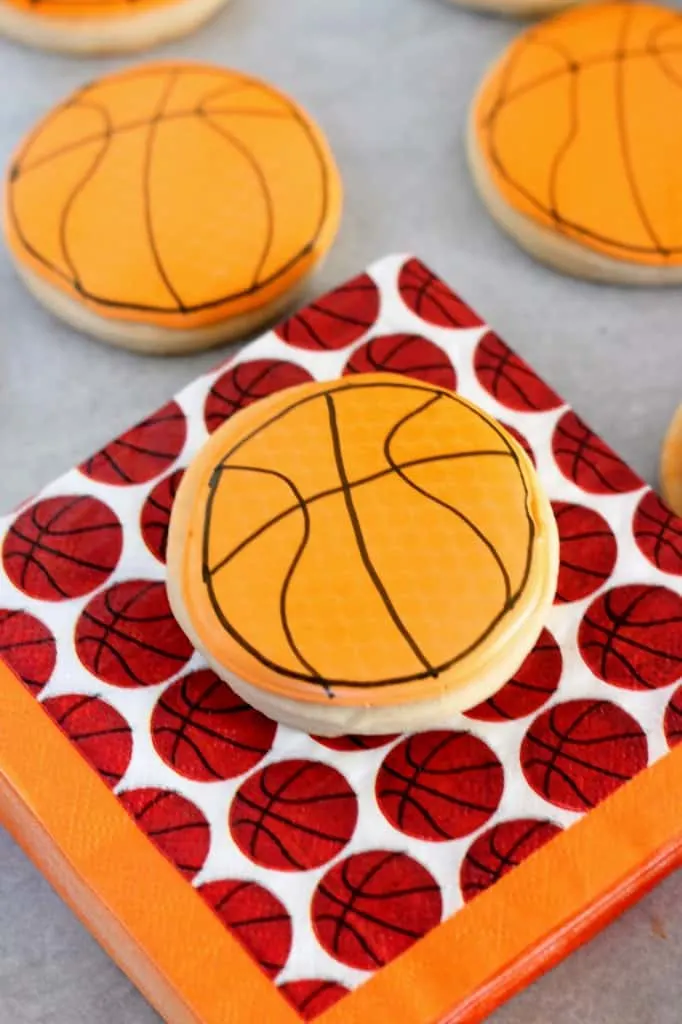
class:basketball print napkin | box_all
[0,254,681,1024]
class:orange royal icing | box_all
[176,374,552,707]
[474,3,682,267]
[4,63,342,330]
[0,0,181,19]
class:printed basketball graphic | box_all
[151,669,276,781]
[7,64,340,329]
[2,495,123,601]
[0,609,55,694]
[521,699,648,811]
[42,694,132,789]
[375,731,504,840]
[398,258,483,328]
[275,273,380,350]
[552,411,642,494]
[475,3,682,266]
[474,333,562,412]
[343,334,456,390]
[279,980,349,1020]
[633,490,682,576]
[118,787,209,880]
[80,402,186,486]
[553,502,617,603]
[312,850,442,970]
[3,0,182,14]
[664,686,682,749]
[501,423,536,466]
[198,879,292,979]
[579,584,682,690]
[204,360,313,434]
[203,378,536,689]
[229,760,358,871]
[313,733,398,752]
[460,818,562,902]
[465,628,562,722]
[140,469,185,564]
[75,579,194,687]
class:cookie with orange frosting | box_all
[0,0,230,53]
[469,3,682,284]
[661,405,682,517]
[4,63,342,354]
[167,373,559,735]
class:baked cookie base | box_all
[0,0,229,53]
[661,404,682,516]
[443,0,583,17]
[167,480,559,737]
[466,111,682,286]
[14,260,313,356]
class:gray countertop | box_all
[1,0,680,1020]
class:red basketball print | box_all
[501,423,536,467]
[80,401,186,485]
[198,879,292,979]
[474,332,562,413]
[118,787,209,880]
[460,818,562,902]
[375,731,503,841]
[2,495,122,601]
[313,733,398,752]
[229,759,357,871]
[579,585,682,690]
[521,700,648,812]
[633,490,682,576]
[552,410,642,494]
[398,258,482,328]
[275,273,380,350]
[343,334,456,390]
[553,502,618,603]
[465,629,562,722]
[664,686,682,749]
[140,469,185,564]
[279,980,349,1020]
[0,609,55,694]
[42,694,132,789]
[75,579,194,687]
[312,850,442,970]
[151,669,276,782]
[204,360,313,434]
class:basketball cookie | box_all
[4,63,342,354]
[0,0,229,53]
[469,4,682,284]
[166,373,559,735]
[661,405,682,516]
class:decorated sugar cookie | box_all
[4,63,342,354]
[167,373,559,735]
[0,0,231,54]
[661,405,682,516]
[469,3,682,284]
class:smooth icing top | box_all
[474,2,682,267]
[1,0,180,18]
[4,63,342,329]
[173,374,553,706]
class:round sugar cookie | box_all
[167,373,559,736]
[4,63,342,354]
[661,405,682,516]
[0,0,230,55]
[469,3,682,284]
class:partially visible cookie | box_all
[0,0,230,53]
[469,3,682,284]
[662,405,682,516]
[4,63,342,354]
[444,0,583,18]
